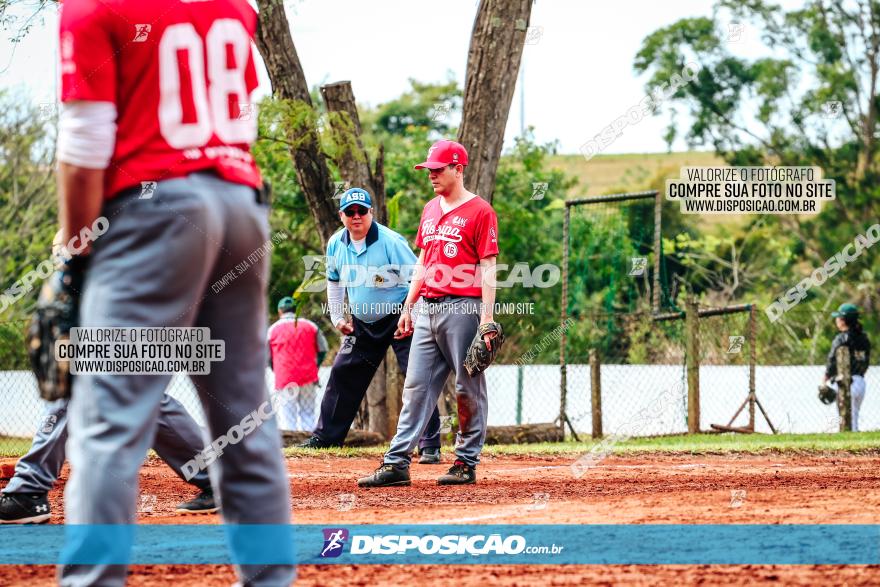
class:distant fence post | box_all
[589,349,602,439]
[748,304,756,428]
[652,190,662,313]
[685,298,701,433]
[516,364,523,425]
[837,346,852,432]
[559,204,570,437]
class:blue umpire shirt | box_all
[326,221,417,323]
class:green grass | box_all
[0,436,37,458]
[4,431,875,461]
[547,150,752,234]
[548,151,724,197]
[616,431,880,454]
[282,431,880,459]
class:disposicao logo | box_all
[320,528,349,558]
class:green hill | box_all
[548,151,753,232]
[548,151,724,197]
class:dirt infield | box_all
[2,452,880,585]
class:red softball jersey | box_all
[59,0,262,198]
[416,195,499,299]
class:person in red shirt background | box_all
[54,1,293,585]
[358,140,499,488]
[268,297,328,432]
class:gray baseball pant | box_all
[60,173,293,587]
[384,297,488,468]
[3,394,210,495]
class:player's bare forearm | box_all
[479,256,497,323]
[58,163,104,255]
[403,250,427,310]
[393,251,425,339]
[403,274,423,310]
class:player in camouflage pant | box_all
[824,303,871,431]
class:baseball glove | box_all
[818,383,837,405]
[27,255,88,401]
[463,322,504,377]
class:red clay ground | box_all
[2,452,880,585]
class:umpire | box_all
[299,188,442,462]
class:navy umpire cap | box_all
[339,188,372,211]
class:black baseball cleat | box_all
[175,489,219,515]
[418,447,441,465]
[298,436,334,449]
[357,463,411,488]
[0,492,51,524]
[437,460,477,485]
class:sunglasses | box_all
[343,206,370,217]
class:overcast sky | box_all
[0,0,789,154]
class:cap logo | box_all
[452,153,459,162]
[428,146,437,157]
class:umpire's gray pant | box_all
[384,297,488,468]
[3,394,210,495]
[60,173,294,587]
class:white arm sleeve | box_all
[327,279,346,326]
[57,101,117,169]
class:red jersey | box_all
[268,316,321,388]
[59,0,262,198]
[416,195,499,298]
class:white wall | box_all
[1,365,873,437]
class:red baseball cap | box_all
[414,140,469,170]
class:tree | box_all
[254,0,339,244]
[634,1,880,215]
[253,0,536,428]
[458,0,534,203]
[0,91,58,368]
[0,1,56,43]
[321,81,387,223]
[635,0,880,360]
[0,91,56,282]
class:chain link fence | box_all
[556,306,876,438]
[0,311,874,457]
[552,189,875,439]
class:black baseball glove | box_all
[818,382,837,405]
[463,322,504,377]
[27,255,88,401]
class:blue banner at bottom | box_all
[0,525,877,565]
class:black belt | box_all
[423,295,479,304]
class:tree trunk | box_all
[365,359,388,438]
[485,423,564,444]
[320,80,392,430]
[281,429,384,447]
[320,81,387,223]
[353,401,368,431]
[458,0,533,203]
[254,0,338,244]
[385,347,404,439]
